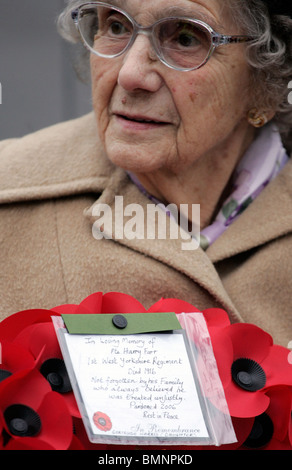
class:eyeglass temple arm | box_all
[71,8,92,25]
[213,34,254,46]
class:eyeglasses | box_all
[71,2,253,72]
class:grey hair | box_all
[57,0,292,151]
[229,0,292,151]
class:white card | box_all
[62,331,210,444]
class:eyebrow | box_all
[104,0,223,30]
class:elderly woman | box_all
[0,0,291,347]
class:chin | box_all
[105,143,167,174]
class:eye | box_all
[109,20,128,36]
[105,13,132,37]
[159,21,206,50]
[177,30,200,47]
[175,24,203,48]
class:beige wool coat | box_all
[0,113,291,346]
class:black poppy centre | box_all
[40,358,72,393]
[231,358,266,391]
[4,404,42,437]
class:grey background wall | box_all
[0,0,92,140]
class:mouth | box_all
[114,113,170,129]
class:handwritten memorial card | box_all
[62,331,210,444]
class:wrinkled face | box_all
[90,0,253,175]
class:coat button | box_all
[112,315,128,329]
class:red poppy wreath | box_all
[0,292,291,450]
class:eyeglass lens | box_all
[77,4,213,70]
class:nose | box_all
[117,34,163,93]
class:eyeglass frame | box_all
[71,1,254,72]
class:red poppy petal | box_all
[262,345,292,387]
[202,308,231,330]
[101,292,146,313]
[0,341,35,372]
[51,304,78,314]
[208,327,234,388]
[262,436,292,450]
[3,437,56,450]
[265,386,292,441]
[227,323,273,363]
[37,391,73,449]
[0,368,51,412]
[62,391,81,419]
[148,297,200,314]
[0,412,4,437]
[14,323,61,362]
[225,383,270,418]
[231,416,255,446]
[68,434,85,450]
[75,292,104,313]
[0,309,59,342]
